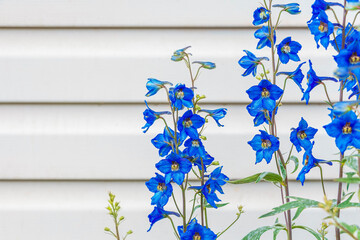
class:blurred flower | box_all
[193,61,216,69]
[171,46,191,62]
[273,3,301,14]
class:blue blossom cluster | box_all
[143,47,229,239]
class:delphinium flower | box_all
[155,152,192,185]
[192,61,216,70]
[324,110,360,154]
[198,108,228,127]
[308,11,334,49]
[334,39,360,68]
[206,166,229,194]
[183,149,214,172]
[331,23,360,51]
[273,3,301,14]
[177,110,205,139]
[238,50,269,76]
[145,78,173,97]
[277,62,306,92]
[253,7,270,26]
[184,137,206,158]
[147,207,180,231]
[171,46,191,62]
[145,173,173,207]
[290,117,318,152]
[302,60,338,104]
[190,179,222,208]
[308,0,344,23]
[248,130,280,164]
[329,101,360,118]
[169,84,194,110]
[296,146,332,185]
[142,101,171,133]
[178,219,217,240]
[246,102,275,126]
[254,26,276,49]
[246,79,283,112]
[277,37,302,64]
[151,127,182,157]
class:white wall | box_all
[0,0,358,239]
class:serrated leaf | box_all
[293,225,326,240]
[335,177,360,184]
[228,172,283,185]
[289,156,299,174]
[241,226,273,240]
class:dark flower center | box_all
[349,53,360,64]
[297,131,307,140]
[176,89,185,99]
[342,122,352,134]
[192,140,200,147]
[304,156,309,166]
[184,118,193,128]
[318,22,328,32]
[282,44,291,54]
[171,161,179,171]
[261,88,270,98]
[157,182,167,191]
[261,139,272,149]
[206,184,211,193]
[193,232,201,240]
[260,9,267,19]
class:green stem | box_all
[274,9,285,30]
[321,82,333,106]
[216,212,242,238]
[172,193,184,218]
[187,192,199,224]
[200,157,205,226]
[167,216,181,240]
[260,62,269,80]
[318,165,327,197]
[329,8,341,25]
[345,11,360,39]
[286,144,294,164]
[181,184,187,232]
[275,77,289,109]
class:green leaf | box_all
[229,172,283,185]
[289,156,300,174]
[335,177,360,184]
[241,226,273,240]
[293,225,326,240]
[344,154,359,172]
[292,206,305,221]
[335,217,360,237]
[278,158,287,181]
[260,197,320,218]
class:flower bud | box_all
[104,227,110,232]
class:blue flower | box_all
[146,78,173,97]
[334,39,360,68]
[308,11,334,49]
[207,166,229,194]
[183,149,214,171]
[193,61,216,70]
[277,37,302,64]
[246,79,283,112]
[296,146,332,185]
[147,207,180,232]
[190,179,222,208]
[253,7,270,26]
[290,118,318,152]
[273,3,301,14]
[199,108,228,127]
[324,110,360,154]
[171,46,191,62]
[248,130,280,164]
[238,50,269,77]
[184,138,206,158]
[145,173,173,207]
[308,0,343,24]
[277,62,306,92]
[142,101,171,133]
[169,84,194,110]
[246,102,274,126]
[254,26,276,49]
[178,219,217,240]
[177,110,205,139]
[302,60,338,104]
[155,152,192,185]
[152,127,182,157]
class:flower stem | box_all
[200,157,205,226]
[318,165,327,197]
[167,216,181,240]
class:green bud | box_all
[238,205,244,213]
[127,230,133,235]
[260,73,264,77]
[256,76,262,80]
[266,70,270,74]
[104,227,110,232]
[115,202,119,207]
[106,206,112,211]
[119,216,125,221]
[211,161,219,166]
[205,118,209,123]
[195,105,201,111]
[200,135,207,141]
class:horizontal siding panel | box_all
[0,181,358,240]
[0,0,341,27]
[0,104,349,180]
[0,29,345,103]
